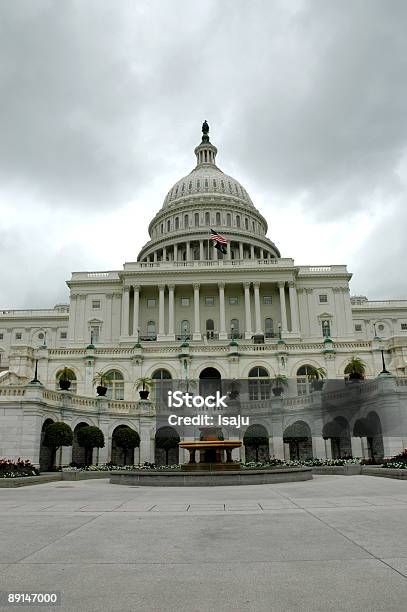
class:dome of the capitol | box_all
[138,121,280,262]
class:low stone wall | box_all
[361,466,407,480]
[0,473,62,488]
[110,467,313,487]
[311,465,362,476]
[61,470,111,481]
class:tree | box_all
[344,357,366,380]
[246,435,268,461]
[155,428,180,465]
[43,422,73,469]
[113,427,140,465]
[77,426,105,466]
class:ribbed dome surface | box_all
[163,164,254,208]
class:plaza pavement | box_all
[1,475,407,611]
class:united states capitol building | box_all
[1,123,407,468]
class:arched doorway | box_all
[111,425,140,465]
[199,367,221,397]
[72,422,89,466]
[244,424,269,462]
[323,416,352,459]
[39,418,54,471]
[155,426,180,466]
[353,412,384,463]
[283,421,313,460]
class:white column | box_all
[153,251,157,262]
[351,437,363,459]
[278,282,288,333]
[193,283,201,340]
[250,244,255,259]
[162,247,167,262]
[218,282,227,339]
[104,294,112,341]
[158,285,165,340]
[239,242,244,259]
[186,242,191,261]
[253,281,262,335]
[244,282,252,339]
[213,243,218,260]
[324,438,332,459]
[121,286,130,337]
[67,293,78,342]
[168,285,175,339]
[312,437,327,459]
[288,281,300,334]
[199,240,204,260]
[132,285,140,339]
[227,242,231,260]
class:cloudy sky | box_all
[1,0,406,308]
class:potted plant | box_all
[58,367,72,391]
[228,380,240,400]
[344,357,366,381]
[135,376,153,400]
[93,371,113,396]
[306,366,327,391]
[272,374,288,396]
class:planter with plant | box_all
[93,371,113,396]
[344,357,366,381]
[135,377,153,400]
[306,366,327,391]
[272,374,288,396]
[58,367,72,391]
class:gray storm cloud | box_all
[0,0,406,307]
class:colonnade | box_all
[120,281,300,340]
[141,240,275,263]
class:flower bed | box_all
[241,458,360,470]
[0,458,39,478]
[382,448,407,469]
[63,462,181,472]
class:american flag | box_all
[210,229,228,244]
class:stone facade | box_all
[1,124,407,467]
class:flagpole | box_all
[207,228,210,261]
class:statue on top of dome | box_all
[202,120,209,135]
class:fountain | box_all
[179,427,242,471]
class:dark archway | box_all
[244,424,269,462]
[353,412,384,463]
[283,421,313,460]
[71,422,89,466]
[155,426,180,466]
[199,367,221,398]
[323,416,352,459]
[39,418,55,471]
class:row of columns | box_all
[143,240,274,263]
[121,281,300,340]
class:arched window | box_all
[245,218,249,230]
[105,370,124,400]
[56,368,77,393]
[160,223,163,234]
[205,212,210,225]
[230,318,239,338]
[175,217,179,230]
[147,320,156,340]
[248,366,270,400]
[194,212,199,227]
[184,214,189,228]
[265,318,274,338]
[167,220,170,232]
[227,213,231,227]
[236,215,240,228]
[206,319,215,339]
[181,319,190,339]
[152,368,172,404]
[216,212,221,225]
[297,365,314,395]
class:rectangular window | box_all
[180,297,190,307]
[0,333,3,340]
[15,333,22,340]
[401,323,407,330]
[147,298,156,308]
[354,324,362,332]
[205,296,215,306]
[263,296,272,305]
[322,320,331,337]
[90,326,100,344]
[92,300,101,309]
[229,297,238,305]
[60,331,67,339]
[319,294,328,303]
